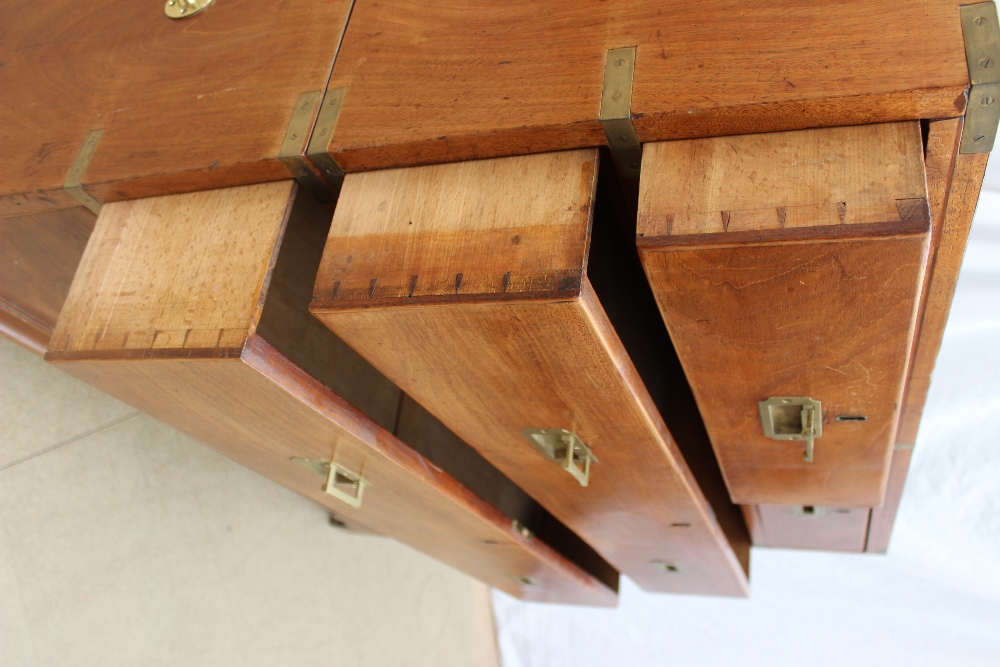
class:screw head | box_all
[982,96,995,106]
[976,16,988,26]
[980,57,995,69]
[612,91,622,101]
[974,134,987,143]
[616,58,626,66]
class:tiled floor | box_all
[0,337,499,667]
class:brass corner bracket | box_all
[960,3,1000,153]
[63,129,104,215]
[278,90,345,204]
[599,46,642,181]
[306,87,347,191]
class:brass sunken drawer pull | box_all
[758,397,823,463]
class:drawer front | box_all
[637,123,930,507]
[311,150,750,596]
[321,0,966,172]
[1,0,351,212]
[46,181,618,607]
[744,505,870,553]
[0,207,96,353]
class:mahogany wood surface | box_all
[637,123,930,508]
[311,150,750,596]
[0,206,96,354]
[867,119,989,552]
[743,504,870,553]
[46,180,617,606]
[0,0,351,213]
[322,0,967,172]
[865,448,913,554]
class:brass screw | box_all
[616,58,625,66]
[982,96,995,106]
[980,58,995,69]
[974,135,987,143]
[975,16,988,26]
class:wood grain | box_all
[637,123,928,237]
[743,504,870,552]
[0,0,350,212]
[898,152,989,444]
[322,0,967,172]
[312,150,750,596]
[867,119,988,552]
[315,151,594,304]
[865,447,913,553]
[637,123,930,507]
[0,206,96,353]
[46,180,617,606]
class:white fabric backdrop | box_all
[492,159,1000,666]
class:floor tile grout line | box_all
[0,411,142,473]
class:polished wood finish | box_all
[865,448,913,553]
[47,181,617,606]
[311,150,750,596]
[0,206,96,354]
[637,123,930,508]
[321,0,967,172]
[897,128,989,448]
[0,0,350,213]
[743,504,870,553]
[867,119,989,552]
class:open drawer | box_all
[636,122,930,508]
[45,180,618,606]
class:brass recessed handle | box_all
[165,0,213,19]
[290,457,371,509]
[522,428,597,487]
[758,397,823,463]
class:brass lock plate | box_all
[522,428,597,487]
[758,397,822,462]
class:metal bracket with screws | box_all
[63,129,104,215]
[960,3,1000,153]
[278,92,340,204]
[599,46,642,182]
[305,87,347,197]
